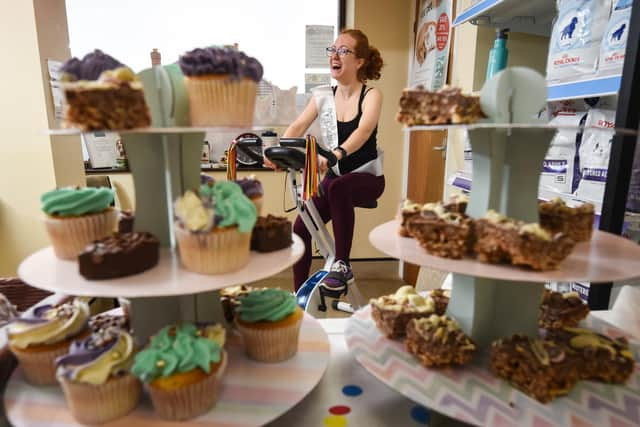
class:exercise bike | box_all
[235,135,368,317]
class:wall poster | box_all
[410,0,453,90]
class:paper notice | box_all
[306,25,334,68]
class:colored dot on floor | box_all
[329,405,351,415]
[342,385,363,396]
[410,405,430,424]
[324,415,348,427]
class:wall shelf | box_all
[453,0,556,36]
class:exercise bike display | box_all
[234,135,366,317]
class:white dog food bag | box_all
[547,0,612,82]
[598,0,632,75]
[576,109,615,203]
[540,112,586,194]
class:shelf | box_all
[5,312,330,427]
[403,123,637,135]
[345,306,640,427]
[453,0,556,36]
[49,126,280,136]
[17,236,304,298]
[547,75,622,102]
[369,220,640,283]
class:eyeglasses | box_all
[326,46,354,57]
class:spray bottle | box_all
[486,28,510,81]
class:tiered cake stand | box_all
[345,68,640,426]
[5,66,330,425]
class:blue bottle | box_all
[486,28,510,81]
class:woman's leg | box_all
[327,173,385,263]
[292,177,334,291]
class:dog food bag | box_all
[541,112,586,194]
[598,0,632,75]
[576,109,615,203]
[547,0,612,82]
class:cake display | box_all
[179,47,263,127]
[405,314,476,368]
[474,210,575,270]
[41,187,118,260]
[539,198,595,242]
[78,232,159,280]
[131,323,227,421]
[396,86,485,126]
[60,50,151,130]
[397,199,422,237]
[250,215,293,252]
[56,327,141,424]
[539,289,590,330]
[174,181,257,274]
[406,203,473,259]
[235,176,264,215]
[370,286,436,338]
[235,288,303,362]
[490,334,579,403]
[545,327,635,384]
[7,298,90,385]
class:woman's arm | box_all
[335,88,382,157]
[283,96,319,137]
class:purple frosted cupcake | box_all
[56,327,141,424]
[179,47,263,127]
[235,175,264,214]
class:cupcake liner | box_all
[10,343,71,385]
[58,373,142,424]
[147,352,227,421]
[175,225,250,274]
[184,76,257,127]
[45,209,117,260]
[235,312,302,362]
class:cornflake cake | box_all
[371,286,436,338]
[407,202,473,259]
[396,86,484,126]
[405,314,476,368]
[397,200,423,237]
[490,334,579,403]
[539,198,595,242]
[539,289,589,330]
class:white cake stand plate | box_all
[5,312,329,427]
[345,305,640,427]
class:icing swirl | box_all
[41,187,114,217]
[236,288,297,323]
[8,298,90,349]
[61,50,124,81]
[56,327,135,385]
[235,176,263,199]
[131,323,225,383]
[178,47,263,82]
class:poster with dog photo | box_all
[410,0,452,90]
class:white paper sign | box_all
[83,132,119,168]
[410,0,453,90]
[306,25,334,68]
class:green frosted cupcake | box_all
[42,187,117,260]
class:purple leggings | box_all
[293,172,385,291]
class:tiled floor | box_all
[248,259,408,318]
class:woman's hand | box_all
[318,156,329,173]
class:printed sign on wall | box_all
[410,0,453,90]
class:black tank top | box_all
[331,84,378,175]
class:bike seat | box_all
[356,200,378,209]
[264,146,306,171]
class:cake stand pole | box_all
[446,69,554,347]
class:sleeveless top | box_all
[330,84,379,175]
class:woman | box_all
[273,29,385,291]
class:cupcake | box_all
[42,187,117,260]
[178,47,263,127]
[56,327,141,424]
[235,288,303,362]
[60,49,151,130]
[235,175,264,214]
[174,181,257,274]
[131,323,227,421]
[7,298,90,385]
